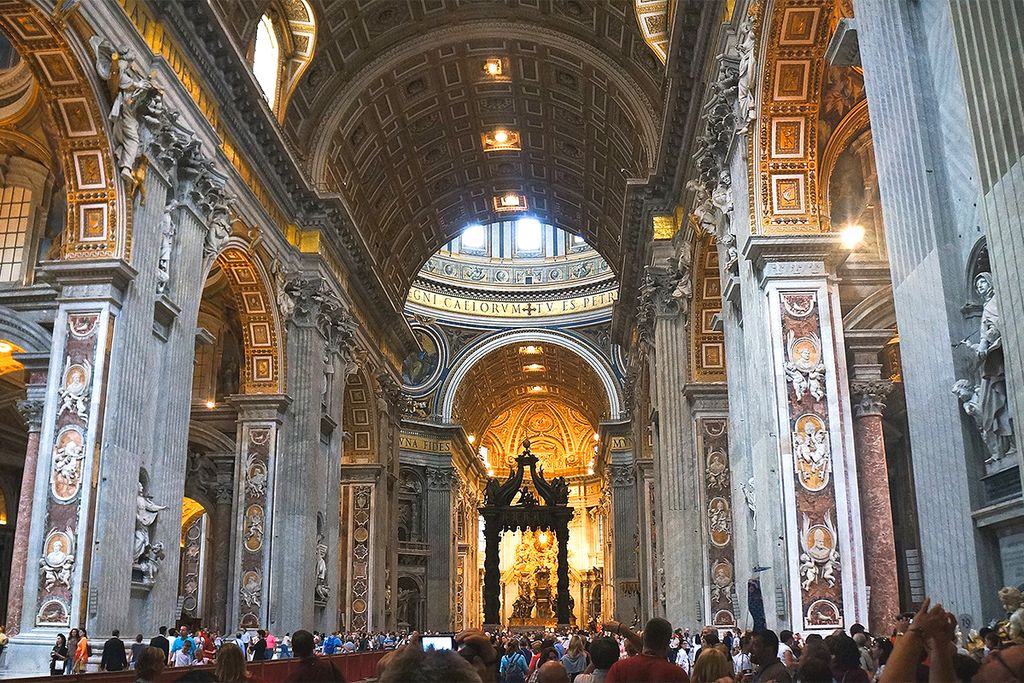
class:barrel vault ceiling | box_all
[209,0,677,300]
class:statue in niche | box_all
[314,533,330,603]
[155,199,178,294]
[57,358,91,419]
[954,272,1015,462]
[133,480,167,580]
[397,587,416,624]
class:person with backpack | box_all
[501,640,530,683]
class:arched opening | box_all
[252,14,280,107]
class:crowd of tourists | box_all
[38,596,1024,682]
[46,624,400,677]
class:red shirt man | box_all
[605,618,690,683]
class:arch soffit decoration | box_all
[752,0,842,235]
[633,0,671,64]
[440,329,622,431]
[0,2,125,260]
[342,366,378,462]
[211,241,285,394]
[300,20,662,297]
[187,420,237,454]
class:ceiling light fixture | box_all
[482,127,521,152]
[468,434,476,444]
[205,400,216,409]
[494,192,527,212]
[529,385,546,393]
[484,58,504,77]
[523,363,545,372]
[519,345,543,355]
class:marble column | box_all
[7,362,45,637]
[208,478,234,634]
[424,466,454,630]
[850,378,899,632]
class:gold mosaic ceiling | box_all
[211,0,666,299]
[452,342,610,442]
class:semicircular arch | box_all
[211,243,285,394]
[439,329,622,429]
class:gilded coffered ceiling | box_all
[211,0,668,300]
[452,342,610,442]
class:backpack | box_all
[503,652,527,683]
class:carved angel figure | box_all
[40,536,75,591]
[793,420,831,488]
[54,439,85,484]
[798,513,841,590]
[57,359,91,419]
[240,573,261,609]
[91,37,161,184]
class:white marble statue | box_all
[954,272,1016,462]
[57,358,91,419]
[314,538,330,603]
[999,586,1024,643]
[134,481,167,565]
[155,199,178,294]
[785,332,826,401]
[40,536,75,591]
[91,38,161,184]
[204,201,234,257]
[734,14,757,130]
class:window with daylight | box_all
[0,186,31,283]
[253,14,280,106]
[461,224,487,253]
[515,218,543,255]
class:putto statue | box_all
[953,272,1016,463]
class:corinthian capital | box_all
[850,378,893,418]
[16,398,45,432]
